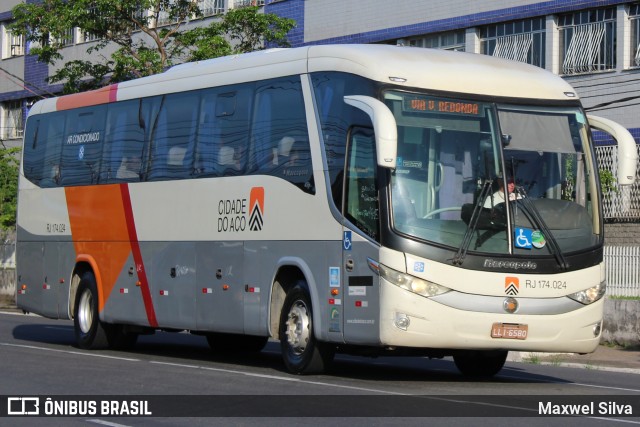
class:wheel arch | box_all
[269,257,322,340]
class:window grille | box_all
[559,8,616,75]
[594,144,640,220]
[605,246,640,297]
[59,27,75,47]
[9,31,24,56]
[562,22,607,74]
[406,31,465,52]
[492,33,533,63]
[157,10,172,27]
[480,18,545,68]
[234,0,265,8]
[199,0,225,16]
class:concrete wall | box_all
[1,231,16,297]
[0,268,14,297]
[603,298,640,346]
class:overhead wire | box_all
[0,66,57,98]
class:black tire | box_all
[279,283,334,374]
[453,350,508,377]
[206,333,268,353]
[73,272,109,350]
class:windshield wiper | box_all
[453,179,493,266]
[514,187,569,270]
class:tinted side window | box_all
[345,127,379,241]
[250,76,313,194]
[101,99,147,183]
[148,93,199,181]
[22,116,45,185]
[311,72,377,207]
[195,85,253,177]
[60,106,106,186]
[23,113,65,187]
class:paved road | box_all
[0,311,639,426]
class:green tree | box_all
[0,144,20,230]
[10,1,295,94]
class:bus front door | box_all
[342,127,381,345]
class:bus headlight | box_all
[567,281,606,305]
[379,264,450,297]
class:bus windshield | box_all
[385,90,600,256]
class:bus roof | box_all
[32,44,577,115]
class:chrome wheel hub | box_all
[285,300,310,355]
[78,290,93,334]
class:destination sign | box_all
[403,96,481,116]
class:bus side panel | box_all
[16,241,44,316]
[243,240,273,337]
[143,241,196,330]
[41,242,66,318]
[101,252,149,326]
[195,241,245,334]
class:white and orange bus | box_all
[16,45,637,377]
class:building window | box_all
[2,23,25,58]
[559,8,616,75]
[234,0,265,8]
[631,4,640,67]
[2,100,24,140]
[480,18,546,68]
[157,10,172,27]
[8,30,25,57]
[199,0,225,16]
[58,27,76,47]
[82,5,104,43]
[406,31,465,51]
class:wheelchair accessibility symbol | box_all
[515,228,533,249]
[343,231,352,251]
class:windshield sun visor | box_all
[498,110,576,154]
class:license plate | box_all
[491,323,528,340]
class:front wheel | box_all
[279,284,334,374]
[73,272,109,350]
[453,350,508,377]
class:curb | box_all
[508,351,640,375]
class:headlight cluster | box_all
[379,264,450,297]
[568,281,606,305]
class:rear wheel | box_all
[206,333,268,353]
[73,272,109,350]
[279,284,334,374]
[453,350,508,377]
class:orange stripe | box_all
[56,84,118,111]
[65,184,131,312]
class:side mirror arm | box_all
[344,95,398,169]
[587,115,637,186]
